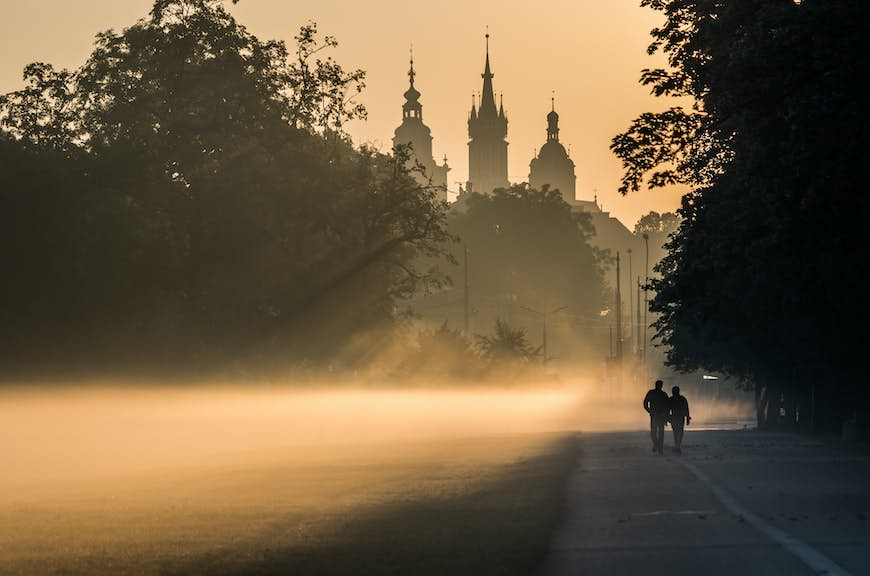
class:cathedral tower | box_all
[393,52,449,201]
[529,98,576,202]
[467,34,509,195]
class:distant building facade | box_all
[392,55,449,201]
[466,35,509,195]
[529,101,576,202]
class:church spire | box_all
[547,92,560,142]
[408,46,415,87]
[402,46,421,120]
[467,30,509,195]
[393,49,449,201]
[480,31,497,113]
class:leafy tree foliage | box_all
[634,210,680,264]
[397,322,485,382]
[448,184,606,332]
[0,0,449,376]
[634,211,679,237]
[613,0,870,431]
[475,319,539,362]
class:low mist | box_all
[0,378,753,574]
[2,377,753,497]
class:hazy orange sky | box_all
[0,0,686,227]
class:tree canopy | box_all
[0,0,450,377]
[613,0,870,431]
[446,185,606,360]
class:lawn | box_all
[1,432,578,575]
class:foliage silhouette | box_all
[613,0,870,433]
[448,184,606,340]
[476,319,540,362]
[0,0,450,376]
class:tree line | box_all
[613,0,870,434]
[0,0,607,380]
[0,0,453,377]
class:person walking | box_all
[643,380,669,454]
[669,386,691,453]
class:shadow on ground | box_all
[165,436,579,576]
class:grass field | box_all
[1,387,580,575]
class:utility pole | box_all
[463,246,470,338]
[609,324,613,359]
[636,276,642,366]
[542,322,548,363]
[627,249,633,356]
[643,233,650,380]
[615,252,622,362]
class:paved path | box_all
[537,429,870,576]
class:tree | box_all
[0,0,450,375]
[475,319,539,362]
[612,0,870,432]
[398,322,484,382]
[634,210,680,264]
[634,211,679,237]
[0,62,78,150]
[448,185,606,345]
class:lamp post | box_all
[643,233,649,381]
[627,249,633,357]
[522,305,567,362]
[463,246,470,338]
[615,252,622,362]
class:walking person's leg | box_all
[672,421,684,453]
[655,419,665,454]
[650,418,657,452]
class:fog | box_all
[2,378,753,496]
[0,379,753,574]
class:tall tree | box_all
[0,0,450,375]
[612,0,870,431]
[448,185,606,358]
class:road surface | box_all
[538,429,870,576]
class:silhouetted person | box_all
[669,386,691,453]
[643,380,669,454]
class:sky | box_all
[0,0,686,227]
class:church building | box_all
[392,54,449,202]
[529,100,576,202]
[466,34,509,195]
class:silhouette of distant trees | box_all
[634,210,680,263]
[0,1,450,376]
[475,319,540,362]
[634,211,679,237]
[613,1,870,434]
[448,185,606,336]
[396,320,547,383]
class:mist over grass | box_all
[0,373,753,575]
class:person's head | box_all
[672,386,681,396]
[655,380,663,390]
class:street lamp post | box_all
[463,246,470,338]
[643,233,650,381]
[615,252,622,362]
[627,248,633,357]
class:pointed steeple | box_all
[393,48,449,201]
[467,30,509,195]
[402,46,422,120]
[408,46,416,86]
[479,31,498,114]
